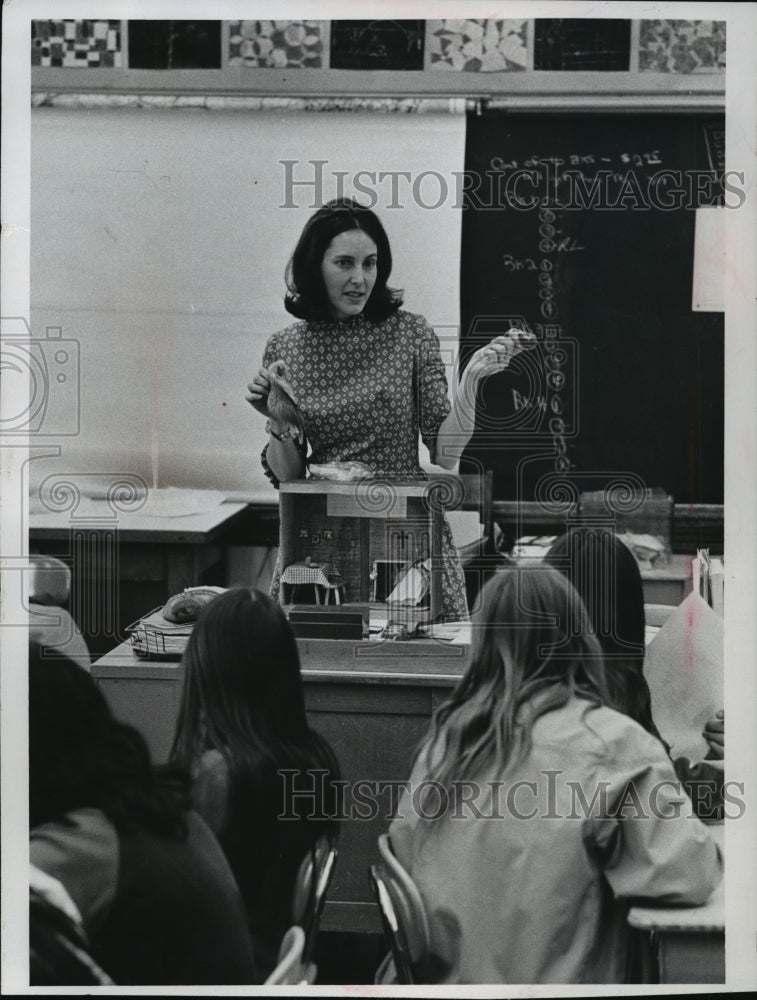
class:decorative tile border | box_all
[228,20,325,68]
[30,18,726,78]
[426,19,528,72]
[31,19,122,68]
[639,20,726,73]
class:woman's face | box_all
[320,229,378,320]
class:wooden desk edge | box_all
[627,825,724,932]
[92,638,469,686]
[29,501,250,543]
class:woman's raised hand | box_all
[463,329,537,388]
[246,367,273,418]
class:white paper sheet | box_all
[692,205,725,312]
[644,591,724,761]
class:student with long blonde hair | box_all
[388,566,722,984]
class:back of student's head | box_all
[420,566,606,790]
[543,527,645,661]
[29,643,189,836]
[543,528,664,744]
[174,588,311,761]
[172,587,339,824]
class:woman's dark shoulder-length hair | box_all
[29,643,190,837]
[284,197,403,322]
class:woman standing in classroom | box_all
[246,197,534,620]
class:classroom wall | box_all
[30,105,465,494]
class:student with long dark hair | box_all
[170,587,340,976]
[544,527,725,819]
[29,644,258,986]
[388,567,722,984]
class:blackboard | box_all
[532,19,631,71]
[329,20,425,70]
[459,112,725,506]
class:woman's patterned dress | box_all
[260,310,469,621]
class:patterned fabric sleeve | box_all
[258,334,307,490]
[415,317,452,466]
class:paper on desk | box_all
[644,591,723,762]
[136,488,228,518]
[31,486,228,519]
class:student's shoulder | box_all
[31,808,117,858]
[578,701,670,768]
[195,748,230,786]
[541,697,666,767]
[193,750,231,834]
[30,810,119,929]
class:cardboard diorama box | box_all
[278,478,452,628]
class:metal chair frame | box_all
[369,833,432,985]
[290,835,338,970]
[265,925,312,985]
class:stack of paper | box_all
[128,607,194,658]
[693,549,725,618]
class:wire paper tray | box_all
[126,607,194,661]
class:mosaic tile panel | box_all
[639,20,726,73]
[534,19,630,71]
[228,21,324,68]
[31,20,123,68]
[330,20,424,71]
[128,21,221,70]
[426,19,528,72]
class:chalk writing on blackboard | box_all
[461,112,725,504]
[127,21,221,69]
[533,19,631,71]
[329,20,424,71]
[492,151,665,170]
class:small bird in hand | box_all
[266,360,305,444]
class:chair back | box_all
[291,836,338,966]
[370,834,431,984]
[265,925,313,985]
